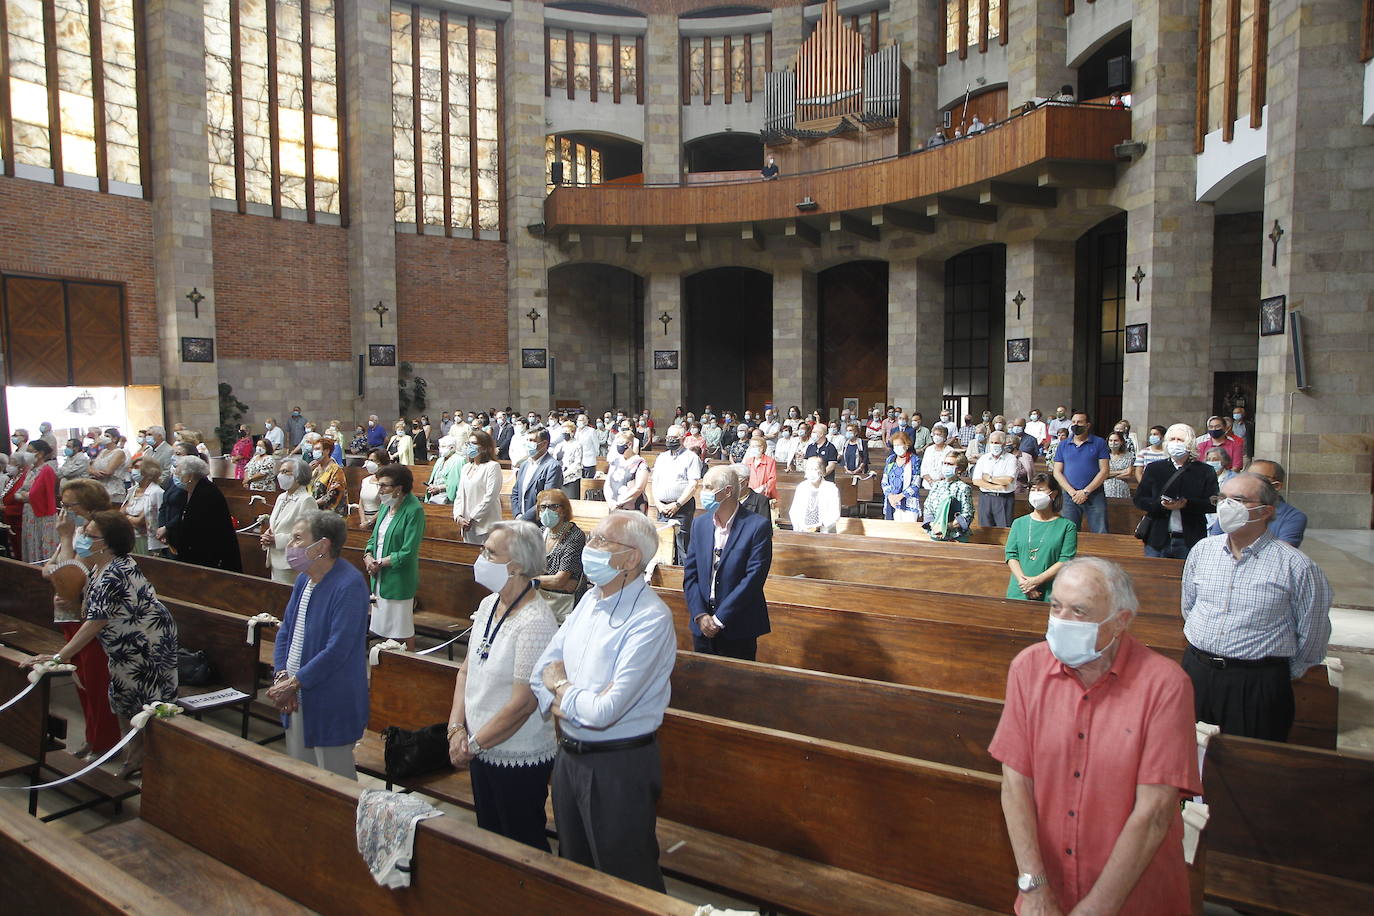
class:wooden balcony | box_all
[543,104,1132,235]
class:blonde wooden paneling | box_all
[545,104,1130,228]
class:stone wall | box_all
[547,265,641,412]
[1209,212,1262,373]
[217,358,356,431]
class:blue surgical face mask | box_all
[700,488,724,513]
[1011,426,1023,435]
[976,433,986,442]
[942,465,957,479]
[582,546,624,586]
[1046,611,1120,668]
[63,447,75,457]
[1148,434,1162,447]
[144,436,156,446]
[465,444,478,459]
[539,508,560,528]
[74,532,95,557]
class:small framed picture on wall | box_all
[521,348,548,369]
[1006,338,1030,363]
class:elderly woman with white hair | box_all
[446,520,560,850]
[262,456,318,584]
[423,435,464,505]
[789,455,841,533]
[530,510,677,891]
[165,455,243,571]
[1132,423,1219,559]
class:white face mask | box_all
[747,447,761,459]
[1166,441,1189,459]
[473,554,510,593]
[1215,498,1261,534]
[804,468,822,482]
[380,493,398,508]
[277,472,295,490]
[893,443,908,457]
[1028,490,1053,510]
[365,460,380,474]
[989,444,1005,456]
[255,446,266,456]
[1046,611,1120,668]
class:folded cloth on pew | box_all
[355,789,443,889]
[693,907,760,916]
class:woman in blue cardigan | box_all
[268,510,370,780]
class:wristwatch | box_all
[467,733,484,754]
[1017,873,1047,893]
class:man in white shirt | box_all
[573,413,599,480]
[532,511,676,892]
[934,409,959,440]
[651,426,701,563]
[1024,409,1048,447]
[1047,405,1073,439]
[757,408,782,456]
[972,431,1019,527]
[144,425,176,487]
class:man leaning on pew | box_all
[530,510,677,893]
[989,557,1201,916]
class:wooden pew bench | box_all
[0,644,68,816]
[364,649,1008,915]
[37,716,687,914]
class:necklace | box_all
[1026,517,1054,563]
[475,580,535,663]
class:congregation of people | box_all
[5,392,1334,914]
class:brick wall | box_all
[0,177,157,358]
[395,234,508,363]
[211,211,351,361]
[1209,212,1262,372]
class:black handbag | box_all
[381,723,453,780]
[1134,464,1190,541]
[177,649,214,686]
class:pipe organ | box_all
[761,0,908,171]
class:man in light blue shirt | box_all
[1207,459,1307,548]
[531,510,675,891]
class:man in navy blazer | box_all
[682,465,772,660]
[511,428,563,521]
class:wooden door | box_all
[66,283,128,386]
[1,277,69,386]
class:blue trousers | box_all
[1061,488,1108,533]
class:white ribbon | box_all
[0,662,76,715]
[416,628,471,657]
[245,613,281,645]
[369,640,405,667]
[1322,655,1344,689]
[1182,720,1222,866]
[1,702,181,791]
[694,907,760,916]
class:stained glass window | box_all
[203,0,343,216]
[685,32,767,102]
[545,135,605,187]
[2,0,144,188]
[392,4,501,235]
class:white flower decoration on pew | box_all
[245,613,281,644]
[1322,655,1343,689]
[26,659,76,685]
[130,701,184,730]
[369,640,406,667]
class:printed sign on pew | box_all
[178,687,251,711]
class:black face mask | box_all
[1070,425,1086,437]
[615,444,628,455]
[666,438,681,450]
[1209,429,1226,439]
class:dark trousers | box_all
[470,756,554,852]
[552,740,665,892]
[661,498,695,564]
[1145,534,1192,560]
[692,632,758,661]
[978,491,1015,528]
[1183,646,1295,742]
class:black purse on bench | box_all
[381,724,453,780]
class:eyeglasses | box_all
[1210,495,1261,507]
[537,503,562,511]
[587,534,630,550]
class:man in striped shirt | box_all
[1180,473,1332,741]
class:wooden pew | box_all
[47,716,688,914]
[0,804,191,915]
[363,649,1008,915]
[0,644,65,816]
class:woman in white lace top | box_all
[446,520,559,850]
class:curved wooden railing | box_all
[544,103,1131,229]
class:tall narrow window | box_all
[2,0,145,188]
[619,38,635,96]
[391,4,501,235]
[548,31,567,90]
[203,0,343,217]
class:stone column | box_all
[770,5,805,69]
[341,0,398,414]
[642,14,681,184]
[1005,0,1074,103]
[1117,0,1214,429]
[772,268,818,412]
[888,0,939,147]
[887,258,943,410]
[1258,0,1374,526]
[505,0,550,410]
[644,272,684,422]
[144,0,219,443]
[1003,239,1074,416]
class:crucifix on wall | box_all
[1268,220,1285,267]
[1132,266,1146,301]
[1011,291,1025,320]
[526,308,542,333]
[659,311,673,334]
[372,300,390,328]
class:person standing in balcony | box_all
[760,157,779,180]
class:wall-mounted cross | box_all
[526,308,542,333]
[1011,291,1025,320]
[185,287,205,319]
[1132,266,1146,301]
[372,300,390,328]
[659,311,673,334]
[1268,220,1285,267]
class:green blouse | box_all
[1004,514,1078,601]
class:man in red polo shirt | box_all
[989,557,1200,916]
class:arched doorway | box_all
[819,261,888,416]
[1074,215,1127,426]
[547,264,644,410]
[684,267,772,412]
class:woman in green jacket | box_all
[364,464,427,649]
